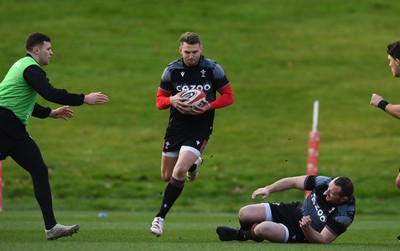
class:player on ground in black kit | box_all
[150,32,234,237]
[0,32,108,240]
[216,175,356,244]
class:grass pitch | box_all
[0,210,398,251]
[0,2,399,249]
[0,0,399,213]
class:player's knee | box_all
[238,206,250,221]
[254,223,274,242]
[253,224,263,238]
[161,170,172,182]
[171,165,187,180]
[161,173,171,182]
[257,222,287,243]
[160,165,174,182]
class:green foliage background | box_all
[0,0,399,214]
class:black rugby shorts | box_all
[268,202,308,243]
[162,129,209,153]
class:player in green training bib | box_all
[0,32,109,240]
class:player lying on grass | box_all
[216,175,355,244]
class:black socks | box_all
[156,177,185,218]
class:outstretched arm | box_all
[299,216,337,244]
[84,92,109,105]
[252,175,307,199]
[370,93,400,119]
[24,65,109,106]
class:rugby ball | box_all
[180,89,206,112]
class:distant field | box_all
[0,0,399,215]
[0,210,399,251]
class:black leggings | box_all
[4,133,57,230]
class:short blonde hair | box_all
[179,32,201,45]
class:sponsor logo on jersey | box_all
[310,193,334,223]
[176,84,211,92]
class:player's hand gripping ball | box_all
[180,89,206,112]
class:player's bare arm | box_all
[299,216,337,244]
[252,175,307,199]
[370,93,400,119]
[383,103,400,119]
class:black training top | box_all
[23,55,84,114]
[159,55,229,134]
[301,175,356,237]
